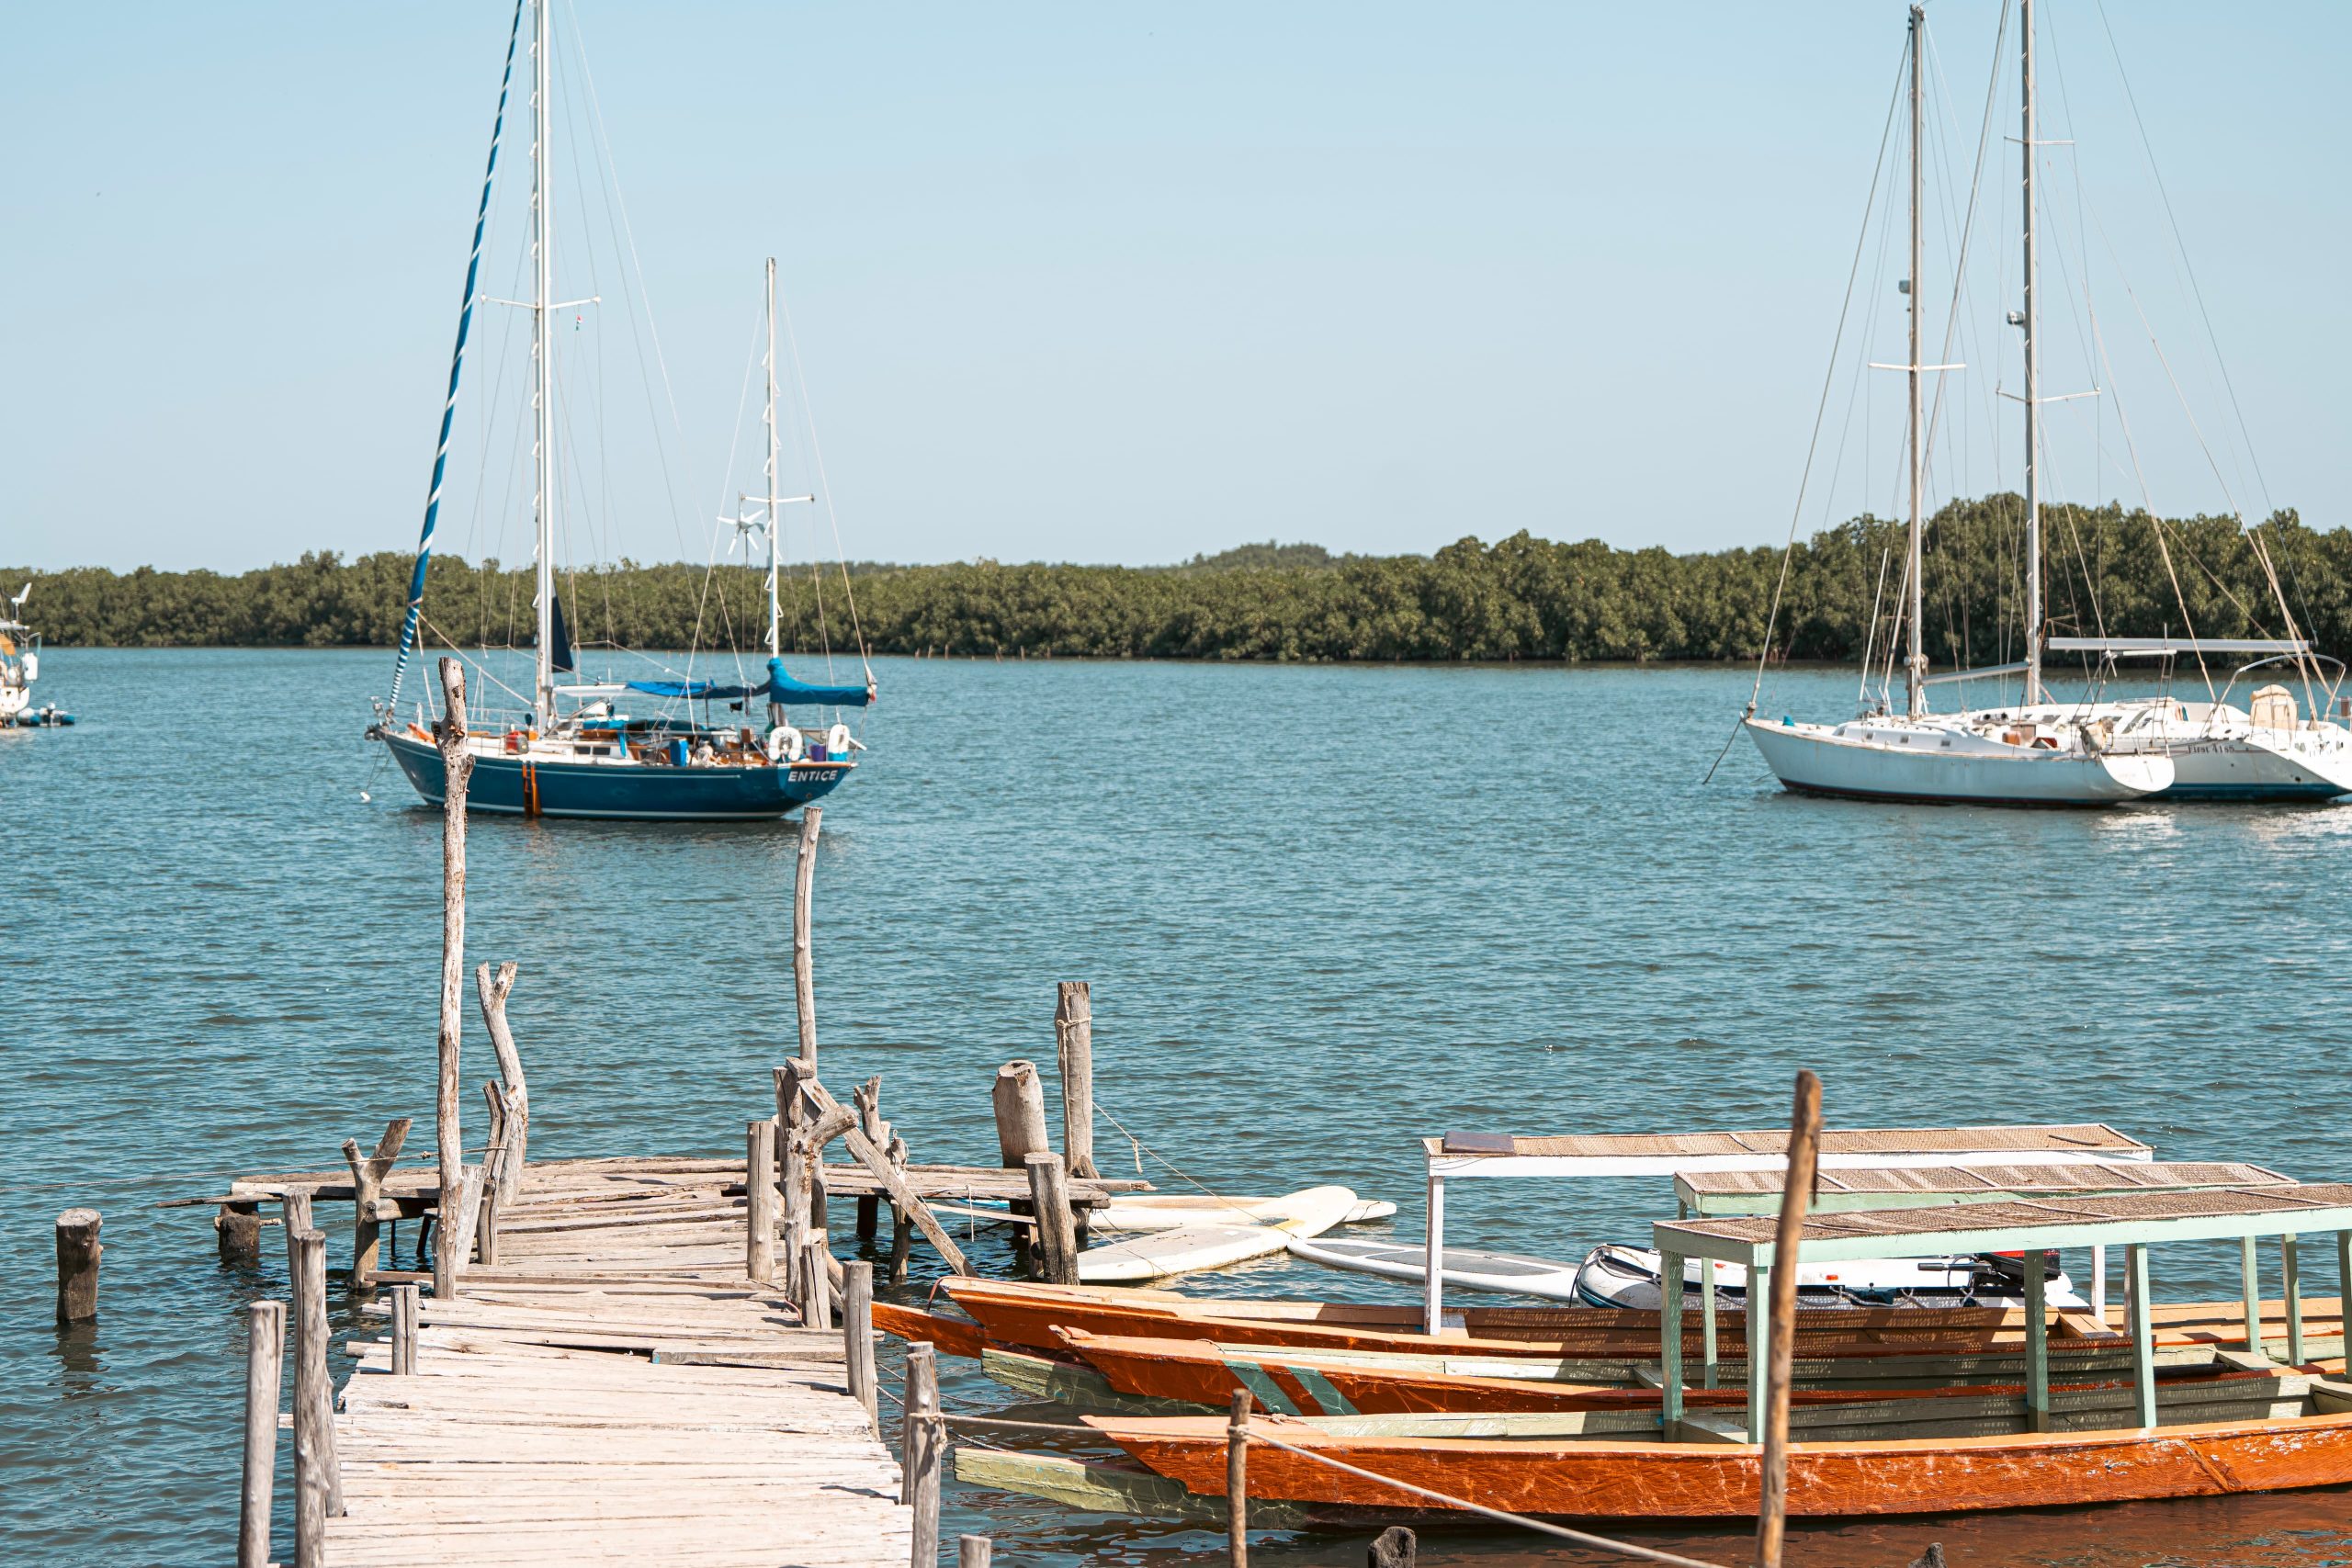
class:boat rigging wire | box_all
[1740,30,1912,721]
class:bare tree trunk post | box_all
[1055,982,1098,1180]
[390,1283,419,1374]
[1227,1387,1250,1568]
[777,1061,813,1300]
[844,1260,878,1435]
[747,1118,779,1285]
[290,1226,341,1556]
[1755,1069,1822,1568]
[991,1060,1051,1189]
[434,656,474,1301]
[793,806,821,1068]
[341,1118,411,1287]
[238,1299,284,1568]
[1023,1154,1080,1285]
[902,1343,940,1568]
[54,1209,101,1324]
[801,1234,834,1328]
[475,960,527,1201]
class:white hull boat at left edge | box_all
[1744,715,2171,807]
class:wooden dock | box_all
[323,1157,910,1567]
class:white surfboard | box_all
[1093,1191,1396,1234]
[1284,1235,1586,1302]
[1077,1186,1358,1283]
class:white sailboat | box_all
[1744,2,2169,807]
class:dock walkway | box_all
[324,1157,910,1567]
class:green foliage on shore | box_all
[11,494,2346,663]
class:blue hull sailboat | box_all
[366,0,872,820]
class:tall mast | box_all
[764,257,782,660]
[531,0,557,723]
[2019,0,2043,703]
[1905,3,1927,717]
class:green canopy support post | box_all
[2282,1234,2304,1366]
[1746,1263,1770,1444]
[2241,1235,2263,1358]
[2023,1247,2051,1433]
[1700,1260,1719,1390]
[2128,1244,2155,1428]
[1659,1250,1685,1438]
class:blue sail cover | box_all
[624,658,873,706]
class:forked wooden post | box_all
[992,1060,1050,1172]
[1024,1153,1080,1285]
[1754,1068,1821,1568]
[341,1118,411,1285]
[747,1119,779,1285]
[54,1209,101,1324]
[290,1226,341,1559]
[390,1283,419,1374]
[843,1260,878,1434]
[475,959,528,1201]
[902,1343,941,1568]
[1055,981,1099,1179]
[1227,1387,1250,1568]
[792,806,821,1068]
[433,656,475,1302]
[238,1299,284,1568]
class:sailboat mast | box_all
[765,258,782,661]
[1905,3,1927,717]
[531,0,557,723]
[2019,0,2043,703]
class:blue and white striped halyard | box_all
[386,0,526,716]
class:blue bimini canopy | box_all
[624,659,873,707]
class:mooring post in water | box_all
[391,1283,419,1374]
[902,1343,941,1568]
[238,1298,284,1568]
[1023,1153,1080,1285]
[792,806,821,1067]
[217,1200,263,1264]
[958,1537,993,1568]
[433,656,475,1302]
[1755,1068,1821,1568]
[747,1118,779,1285]
[1227,1387,1250,1568]
[1366,1526,1417,1568]
[843,1260,878,1434]
[1055,981,1099,1180]
[992,1060,1050,1179]
[475,959,528,1201]
[54,1209,101,1325]
[341,1117,411,1286]
[282,1189,314,1275]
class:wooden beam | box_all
[2024,1247,2051,1432]
[2243,1235,2264,1357]
[1700,1259,1718,1389]
[797,1079,971,1276]
[1658,1249,1684,1436]
[2285,1234,2306,1366]
[2129,1243,2156,1427]
[1746,1264,1769,1445]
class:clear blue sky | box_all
[5,2,2345,572]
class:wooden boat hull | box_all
[1091,1408,2352,1518]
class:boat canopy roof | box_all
[1674,1159,2290,1216]
[1654,1181,2352,1268]
[1423,1122,2150,1179]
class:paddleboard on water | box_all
[1093,1191,1396,1234]
[1077,1186,1359,1283]
[1284,1235,1585,1302]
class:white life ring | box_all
[765,726,806,765]
[827,723,853,758]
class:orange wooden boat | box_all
[1086,1376,2352,1519]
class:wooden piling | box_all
[801,1235,833,1328]
[238,1298,284,1568]
[1366,1527,1417,1568]
[991,1060,1050,1171]
[218,1201,263,1265]
[1754,1068,1821,1568]
[1055,982,1098,1179]
[902,1342,941,1568]
[1227,1387,1250,1568]
[854,1077,885,1241]
[434,656,475,1302]
[792,806,821,1067]
[1023,1153,1080,1285]
[747,1118,779,1285]
[958,1537,993,1568]
[475,959,528,1201]
[282,1189,313,1272]
[341,1117,411,1285]
[477,1168,501,1265]
[843,1260,878,1434]
[390,1283,419,1374]
[290,1226,341,1554]
[54,1208,101,1324]
[800,1077,973,1276]
[888,1134,914,1285]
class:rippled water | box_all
[6,649,2350,1566]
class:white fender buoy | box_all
[827,722,852,757]
[765,726,806,764]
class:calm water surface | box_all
[6,649,2350,1566]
